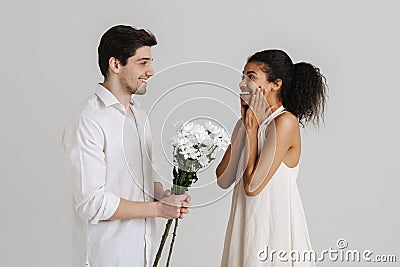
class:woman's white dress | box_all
[221,106,316,267]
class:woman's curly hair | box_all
[248,49,328,126]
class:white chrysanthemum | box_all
[199,146,210,155]
[171,136,179,146]
[198,154,209,167]
[173,120,185,130]
[182,122,194,133]
[204,121,219,134]
[172,120,230,170]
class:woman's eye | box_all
[248,75,255,80]
[241,75,252,80]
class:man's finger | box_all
[185,195,191,202]
[180,207,189,214]
[176,194,189,201]
[182,200,191,208]
[164,189,172,197]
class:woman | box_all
[216,49,327,266]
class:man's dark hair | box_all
[98,25,157,79]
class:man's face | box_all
[119,46,154,95]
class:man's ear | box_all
[272,79,282,91]
[108,57,120,75]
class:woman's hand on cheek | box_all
[245,88,274,130]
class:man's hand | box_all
[157,190,191,219]
[179,192,191,219]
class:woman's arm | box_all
[216,119,246,189]
[243,115,297,196]
[242,89,297,196]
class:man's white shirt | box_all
[63,84,160,267]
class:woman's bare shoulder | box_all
[275,111,298,125]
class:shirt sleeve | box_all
[63,116,120,224]
[151,154,165,185]
[144,120,164,186]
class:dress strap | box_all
[257,105,286,153]
[259,105,286,127]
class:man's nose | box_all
[146,65,155,77]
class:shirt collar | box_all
[96,83,141,111]
[129,94,141,108]
[95,84,120,107]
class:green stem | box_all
[166,218,179,267]
[152,219,173,267]
[153,167,196,267]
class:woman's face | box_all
[239,62,273,106]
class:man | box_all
[63,25,190,267]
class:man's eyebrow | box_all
[136,57,153,61]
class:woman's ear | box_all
[108,57,120,74]
[272,79,282,91]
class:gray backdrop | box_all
[1,0,399,266]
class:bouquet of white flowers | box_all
[153,121,230,267]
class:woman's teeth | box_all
[239,92,250,95]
